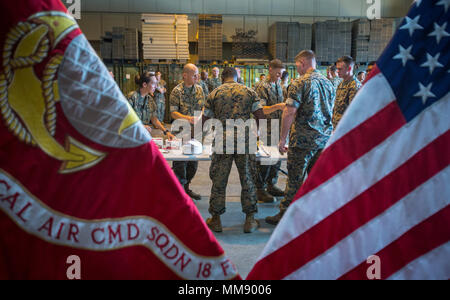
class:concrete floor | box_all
[178,160,287,279]
[153,127,287,278]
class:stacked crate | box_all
[269,22,288,61]
[198,15,223,61]
[287,23,300,61]
[368,19,394,62]
[313,20,352,64]
[141,14,190,61]
[112,27,125,60]
[100,31,112,60]
[287,23,312,61]
[269,22,312,62]
[352,18,395,63]
[352,19,371,63]
[124,28,139,60]
[298,23,312,53]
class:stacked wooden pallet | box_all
[124,28,139,60]
[269,22,312,62]
[352,19,394,63]
[269,22,288,61]
[198,14,222,61]
[368,19,394,62]
[352,19,371,63]
[313,20,352,64]
[141,14,190,61]
[287,23,312,61]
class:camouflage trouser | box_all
[209,153,258,216]
[280,147,322,211]
[254,133,281,189]
[172,161,198,186]
[254,160,282,190]
[156,99,165,123]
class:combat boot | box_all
[267,185,285,197]
[243,214,260,233]
[185,185,201,200]
[257,190,275,203]
[265,210,285,225]
[206,215,222,233]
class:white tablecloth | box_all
[161,145,287,162]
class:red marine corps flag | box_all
[248,0,449,280]
[0,0,239,280]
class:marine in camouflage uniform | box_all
[154,79,167,123]
[128,90,157,126]
[254,77,285,198]
[266,66,335,225]
[282,69,335,210]
[332,76,361,129]
[169,81,205,198]
[204,67,264,233]
[330,76,343,90]
[199,79,209,96]
[206,77,221,94]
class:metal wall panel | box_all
[77,13,102,40]
[294,0,315,16]
[110,0,129,12]
[222,15,244,42]
[102,14,127,32]
[227,0,249,15]
[249,0,271,15]
[340,0,364,17]
[271,0,294,16]
[317,0,340,17]
[204,1,226,14]
[82,0,412,17]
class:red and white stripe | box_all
[247,67,450,280]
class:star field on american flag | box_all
[248,0,450,281]
[377,0,449,122]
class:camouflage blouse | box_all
[255,77,285,138]
[286,69,336,150]
[332,76,362,129]
[128,90,157,126]
[169,83,205,117]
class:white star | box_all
[421,53,444,74]
[414,0,422,7]
[414,83,436,105]
[400,15,424,37]
[393,45,414,66]
[437,0,450,12]
[428,22,450,44]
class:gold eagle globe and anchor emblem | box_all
[0,12,140,174]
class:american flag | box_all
[247,0,449,280]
